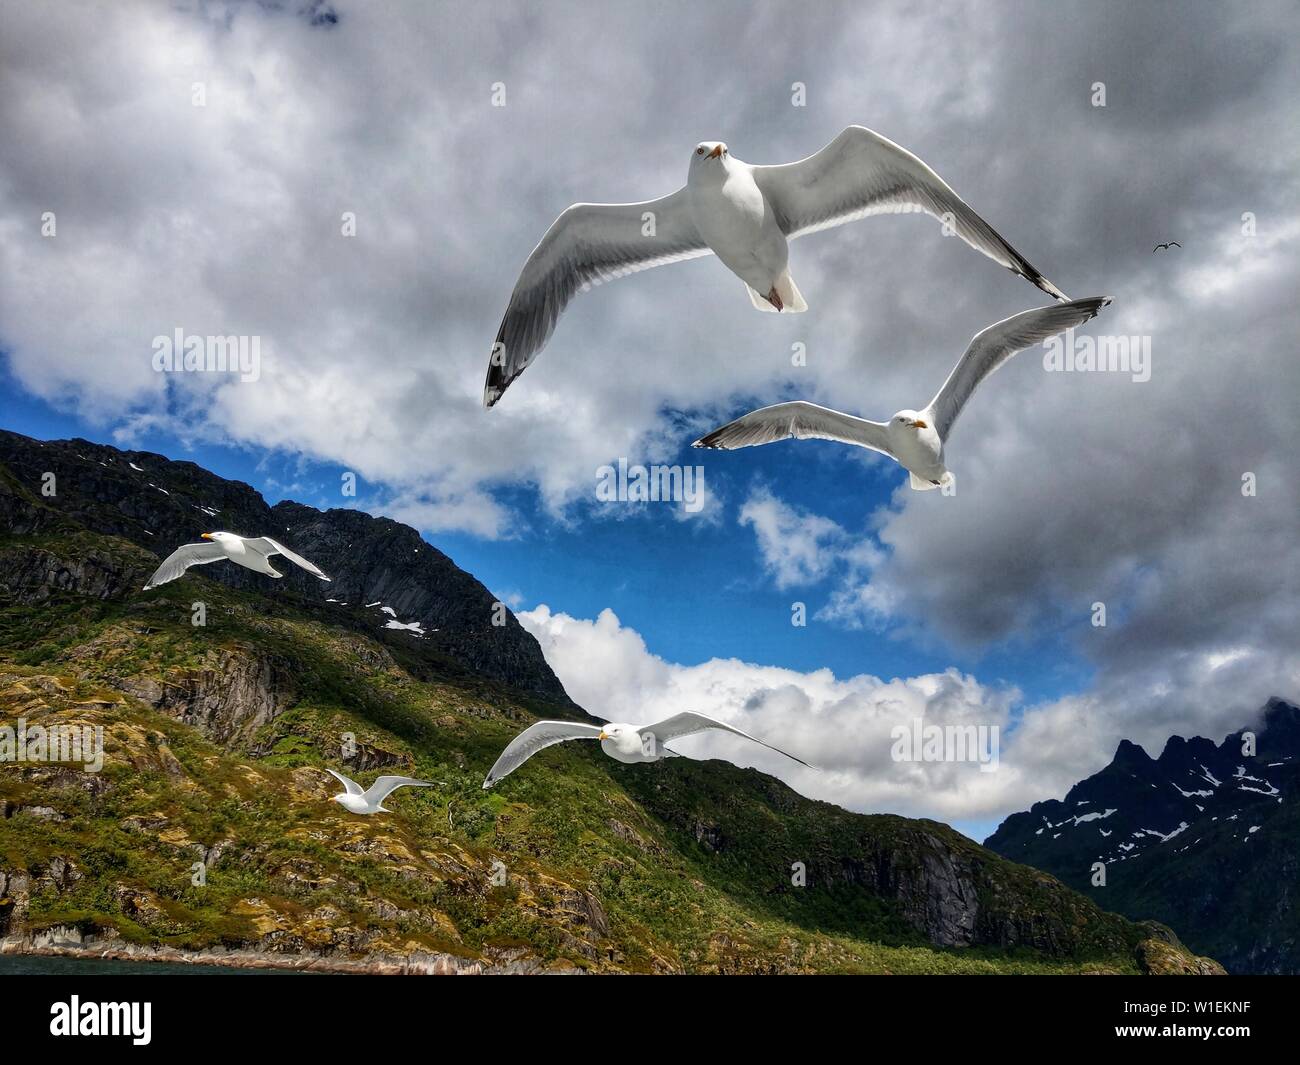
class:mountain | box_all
[0,429,1220,974]
[0,431,565,700]
[986,699,1299,973]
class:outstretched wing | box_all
[638,712,816,770]
[693,401,894,457]
[751,126,1068,301]
[923,296,1112,440]
[245,537,330,581]
[482,720,604,788]
[324,767,363,795]
[143,541,227,590]
[365,775,433,803]
[485,189,709,407]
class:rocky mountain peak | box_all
[986,698,1300,973]
[0,429,568,700]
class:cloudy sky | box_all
[2,0,1297,839]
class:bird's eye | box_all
[696,147,705,156]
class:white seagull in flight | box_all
[324,769,433,815]
[694,297,1111,490]
[482,712,815,788]
[484,125,1070,406]
[144,531,331,589]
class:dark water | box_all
[0,954,310,975]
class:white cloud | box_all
[738,487,850,589]
[518,603,1102,824]
[10,0,1232,538]
[2,1,1297,778]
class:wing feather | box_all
[143,541,227,590]
[365,775,433,803]
[924,296,1112,439]
[751,126,1068,301]
[324,768,363,795]
[693,401,894,457]
[638,712,816,770]
[482,720,605,788]
[485,190,709,407]
[246,537,330,581]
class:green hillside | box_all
[0,435,1222,974]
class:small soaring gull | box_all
[694,297,1111,491]
[324,768,432,815]
[482,712,815,788]
[143,531,331,589]
[484,126,1070,407]
[1152,241,1182,253]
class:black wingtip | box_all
[483,346,526,409]
[1006,249,1069,303]
[1082,295,1114,320]
[483,329,510,408]
[482,366,504,408]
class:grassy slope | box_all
[0,533,1205,973]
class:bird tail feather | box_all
[745,269,808,313]
[746,284,778,313]
[776,269,807,312]
[908,471,955,492]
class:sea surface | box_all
[0,954,310,975]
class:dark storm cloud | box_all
[1,0,1297,805]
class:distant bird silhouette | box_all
[1152,241,1181,253]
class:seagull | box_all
[694,297,1111,491]
[143,531,331,589]
[484,126,1070,407]
[482,711,815,788]
[323,768,433,815]
[1152,241,1181,253]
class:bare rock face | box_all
[890,834,980,947]
[339,740,408,772]
[117,649,298,747]
[0,857,83,936]
[0,542,145,603]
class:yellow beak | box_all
[200,532,214,539]
[707,144,723,159]
[913,419,928,429]
[598,731,609,740]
